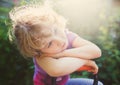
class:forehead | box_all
[32,24,54,37]
[38,25,65,41]
[40,26,55,40]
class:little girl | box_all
[9,4,103,85]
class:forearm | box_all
[63,45,101,59]
[36,57,88,77]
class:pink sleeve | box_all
[66,30,78,48]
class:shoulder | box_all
[65,29,78,41]
[72,34,95,48]
[65,29,78,48]
[65,29,78,37]
[65,29,94,48]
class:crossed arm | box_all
[36,57,90,77]
[48,36,101,59]
[36,36,101,77]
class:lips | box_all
[62,43,65,47]
[62,42,68,49]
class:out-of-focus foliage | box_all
[0,0,120,85]
[71,6,120,85]
[0,1,33,85]
[97,8,120,85]
[70,3,120,85]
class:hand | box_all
[85,60,98,74]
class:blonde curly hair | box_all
[9,4,67,58]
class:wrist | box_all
[86,60,91,65]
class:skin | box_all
[36,57,98,77]
[36,29,101,77]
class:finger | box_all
[87,69,97,74]
[87,69,94,73]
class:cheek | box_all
[41,47,60,54]
[49,47,62,53]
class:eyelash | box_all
[48,41,52,48]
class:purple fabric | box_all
[33,30,77,85]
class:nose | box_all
[54,38,65,47]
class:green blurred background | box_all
[0,0,120,85]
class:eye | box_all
[47,41,52,48]
[54,29,57,34]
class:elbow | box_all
[94,47,102,58]
[48,71,62,77]
[46,66,65,77]
[90,45,102,59]
[48,72,61,77]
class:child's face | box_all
[40,28,68,54]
